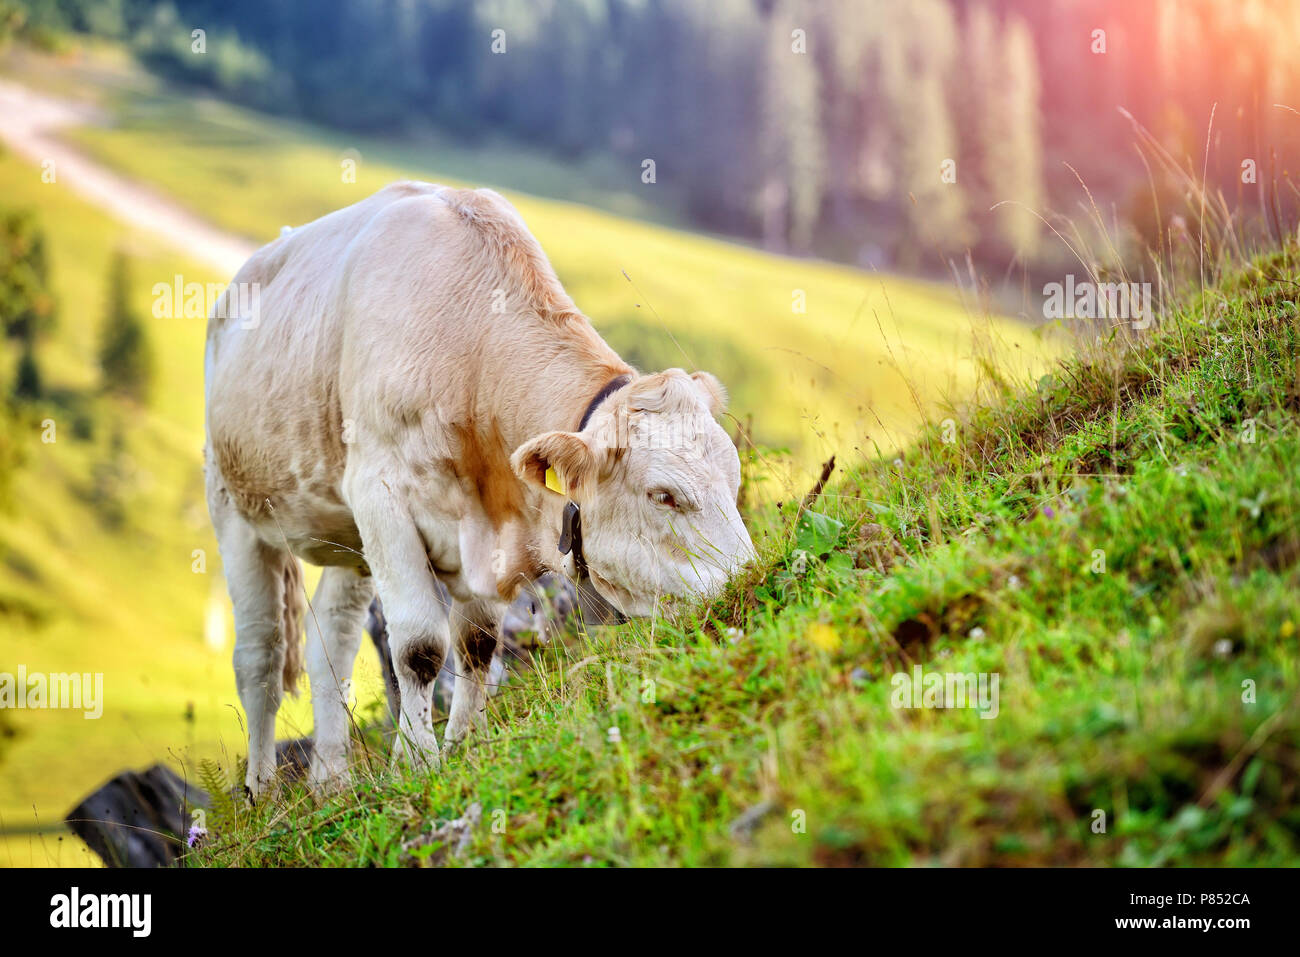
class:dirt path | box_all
[0,79,256,277]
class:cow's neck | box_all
[514,341,633,440]
[520,344,633,584]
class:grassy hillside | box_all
[194,244,1300,866]
[1,43,1049,482]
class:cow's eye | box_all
[648,489,678,509]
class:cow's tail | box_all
[280,554,307,696]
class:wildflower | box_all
[187,823,208,849]
[805,622,841,651]
[607,726,622,744]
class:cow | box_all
[203,182,755,798]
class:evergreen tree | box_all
[881,0,969,263]
[0,209,54,342]
[14,340,41,400]
[957,5,1045,261]
[957,4,1000,215]
[1,209,55,400]
[98,250,153,402]
[757,0,826,253]
[818,0,884,231]
[990,14,1044,255]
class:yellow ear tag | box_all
[544,466,566,495]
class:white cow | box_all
[204,182,754,797]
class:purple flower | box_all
[187,823,208,848]
[1042,506,1056,519]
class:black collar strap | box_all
[578,374,632,431]
[558,374,631,579]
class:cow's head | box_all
[513,369,755,617]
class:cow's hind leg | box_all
[445,597,503,747]
[305,566,375,792]
[216,514,300,801]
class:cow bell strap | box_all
[557,373,631,578]
[578,374,632,431]
[558,500,585,577]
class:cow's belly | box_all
[208,393,361,565]
[252,478,481,600]
[241,498,367,569]
[285,515,368,568]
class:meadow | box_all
[0,43,1046,866]
[196,243,1300,867]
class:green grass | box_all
[191,245,1300,867]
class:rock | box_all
[400,801,483,864]
[728,799,778,842]
[66,738,315,867]
[275,737,313,780]
[65,764,207,868]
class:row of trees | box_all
[14,0,1300,275]
[5,0,1050,270]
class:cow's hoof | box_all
[390,735,441,774]
[307,755,351,796]
[243,771,280,805]
[443,717,486,751]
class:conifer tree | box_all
[98,250,153,403]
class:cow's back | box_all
[204,181,447,559]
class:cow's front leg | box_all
[445,597,503,747]
[389,614,450,771]
[350,486,450,772]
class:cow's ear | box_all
[512,431,596,498]
[690,371,728,416]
